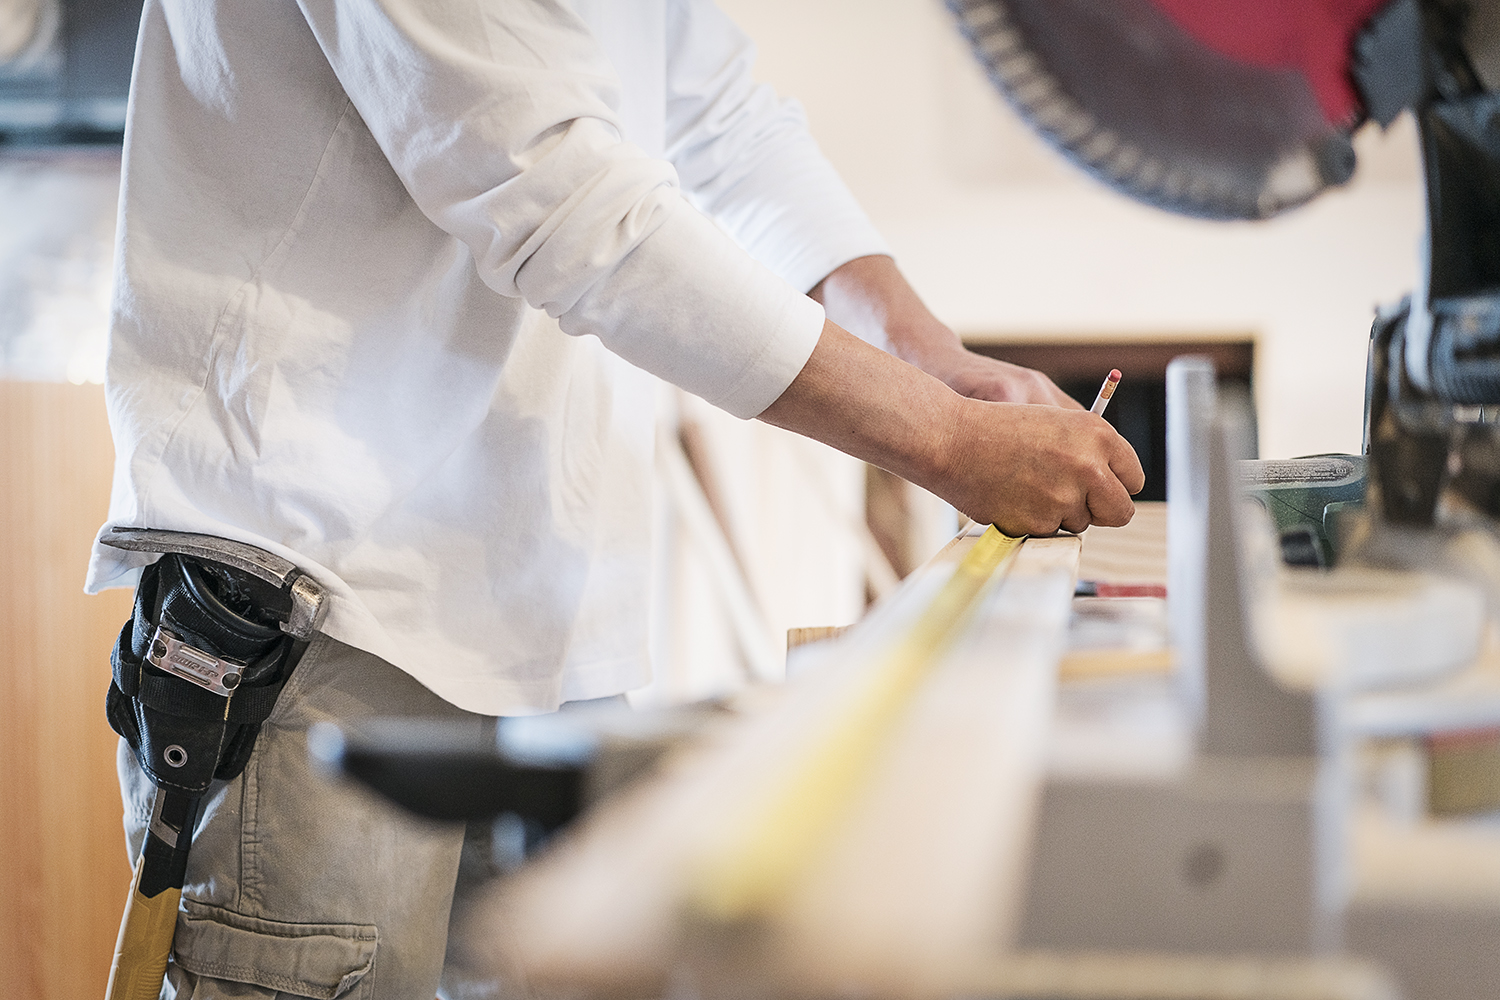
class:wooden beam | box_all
[964,338,1255,383]
[0,382,134,1000]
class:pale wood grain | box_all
[1,382,135,1000]
[776,534,1079,995]
[1078,501,1169,586]
[482,533,1079,998]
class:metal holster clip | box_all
[102,528,328,796]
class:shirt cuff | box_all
[693,128,893,294]
[561,199,824,419]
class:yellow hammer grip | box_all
[104,852,181,1000]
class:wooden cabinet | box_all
[1,382,134,1000]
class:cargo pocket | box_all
[172,899,377,999]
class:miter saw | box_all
[948,0,1500,545]
[937,7,1500,998]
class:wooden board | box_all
[479,531,1081,997]
[0,382,135,1000]
[1077,501,1168,587]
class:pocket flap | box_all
[174,899,378,999]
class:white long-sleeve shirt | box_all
[85,0,888,714]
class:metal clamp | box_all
[148,787,188,848]
[145,625,245,698]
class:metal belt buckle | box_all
[145,625,244,697]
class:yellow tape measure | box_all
[692,525,1024,921]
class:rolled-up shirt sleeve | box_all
[293,0,822,418]
[662,0,891,294]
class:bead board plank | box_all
[0,382,135,1000]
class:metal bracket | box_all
[147,788,183,849]
[146,625,245,698]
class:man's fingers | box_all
[1058,512,1092,535]
[996,486,1093,537]
[1086,471,1136,527]
[1108,434,1147,495]
[945,398,1143,536]
[1087,425,1141,526]
[992,490,1121,536]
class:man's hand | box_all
[790,253,1141,532]
[759,321,1144,537]
[914,348,1083,408]
[940,400,1143,535]
[809,255,1081,409]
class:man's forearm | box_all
[759,319,1143,536]
[758,318,964,491]
[808,254,961,371]
[808,255,1081,409]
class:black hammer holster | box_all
[102,528,328,795]
[102,529,329,1000]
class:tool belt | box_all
[102,528,327,796]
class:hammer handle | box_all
[105,791,200,1000]
[104,851,182,1000]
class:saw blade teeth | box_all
[1045,105,1094,146]
[1025,105,1068,138]
[956,0,1006,25]
[1134,156,1167,193]
[1006,75,1058,113]
[1159,167,1192,204]
[1075,129,1120,166]
[1182,174,1214,207]
[1102,143,1143,182]
[993,50,1039,86]
[978,28,1021,61]
[946,0,1346,221]
[950,1,1005,43]
[961,2,1003,32]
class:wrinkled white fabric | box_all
[87,0,888,714]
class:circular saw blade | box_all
[947,0,1359,220]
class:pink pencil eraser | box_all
[1109,369,1122,382]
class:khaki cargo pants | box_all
[119,633,512,1000]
